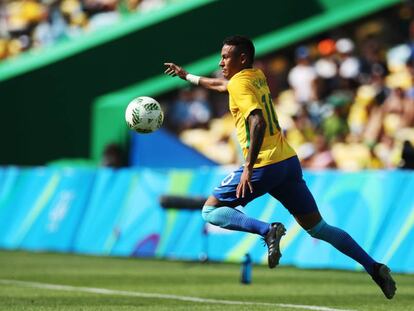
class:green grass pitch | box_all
[0,251,413,311]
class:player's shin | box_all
[307,219,376,274]
[201,205,270,236]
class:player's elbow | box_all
[257,118,267,131]
[254,116,267,134]
[248,111,267,136]
[216,83,228,93]
[254,123,266,139]
[214,79,228,93]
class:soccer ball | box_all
[125,96,164,134]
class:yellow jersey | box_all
[227,68,296,168]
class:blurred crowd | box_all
[163,5,414,170]
[0,0,180,60]
[3,1,414,170]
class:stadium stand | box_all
[0,0,400,165]
[0,0,183,61]
[93,0,404,167]
[159,8,414,170]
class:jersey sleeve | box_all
[228,78,262,119]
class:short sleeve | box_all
[228,78,262,119]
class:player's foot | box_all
[371,263,396,299]
[263,222,286,269]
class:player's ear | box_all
[240,52,247,65]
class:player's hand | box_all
[236,166,254,198]
[164,63,188,79]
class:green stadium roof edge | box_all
[0,0,216,82]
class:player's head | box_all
[220,35,255,79]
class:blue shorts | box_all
[212,156,318,215]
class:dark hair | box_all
[223,35,255,65]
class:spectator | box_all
[84,0,120,31]
[138,0,165,12]
[373,134,401,168]
[167,88,193,133]
[288,46,318,107]
[331,134,372,171]
[102,143,126,167]
[189,88,212,128]
[167,87,212,134]
[359,37,389,84]
[0,0,180,61]
[166,7,414,169]
[337,38,361,81]
[322,92,352,144]
[303,133,335,170]
[314,38,338,99]
[382,87,411,135]
[60,0,88,38]
[400,140,414,169]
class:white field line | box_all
[0,279,357,311]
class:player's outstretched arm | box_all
[164,63,228,93]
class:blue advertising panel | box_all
[0,167,96,251]
[19,168,96,252]
[0,167,61,249]
[0,166,413,273]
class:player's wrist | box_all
[186,74,200,85]
[244,162,254,170]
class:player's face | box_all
[219,44,243,79]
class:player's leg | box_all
[270,156,396,298]
[295,210,396,299]
[202,195,270,235]
[202,164,287,268]
[202,166,275,235]
[202,195,285,268]
[295,210,377,274]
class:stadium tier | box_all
[0,0,401,165]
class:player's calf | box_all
[201,205,270,235]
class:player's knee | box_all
[307,219,327,239]
[201,205,216,224]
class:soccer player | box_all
[164,35,396,299]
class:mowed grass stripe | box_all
[0,279,356,311]
[1,251,413,311]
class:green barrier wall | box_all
[0,0,401,165]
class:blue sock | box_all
[202,205,270,236]
[307,219,376,275]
